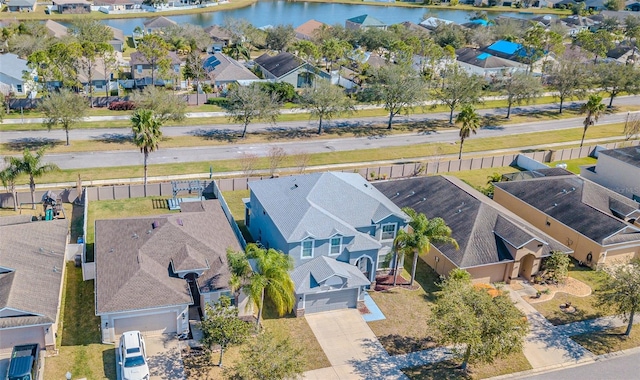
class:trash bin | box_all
[74,255,82,267]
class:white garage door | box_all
[0,326,45,352]
[114,312,177,336]
[305,288,358,314]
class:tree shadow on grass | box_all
[5,137,61,151]
[572,331,627,355]
[188,128,239,143]
[263,127,314,140]
[401,360,471,380]
[378,334,436,356]
[102,347,117,380]
[92,133,133,144]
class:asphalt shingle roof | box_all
[254,52,304,78]
[290,256,370,294]
[495,176,640,245]
[375,176,571,268]
[599,146,640,169]
[95,200,241,314]
[143,16,177,29]
[0,219,68,329]
[249,172,408,243]
[347,14,386,27]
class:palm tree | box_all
[579,94,606,147]
[227,248,253,307]
[131,109,163,197]
[455,104,481,159]
[244,243,295,330]
[391,229,410,287]
[13,148,58,210]
[402,207,458,286]
[0,160,20,211]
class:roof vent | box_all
[410,191,415,195]
[152,221,159,229]
[571,187,576,191]
[132,233,139,239]
[109,248,114,253]
[364,183,369,188]
[177,218,183,226]
[53,266,60,273]
[554,203,558,207]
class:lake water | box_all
[102,0,543,36]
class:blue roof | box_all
[487,40,522,55]
[470,19,489,26]
[203,55,221,71]
[477,53,491,60]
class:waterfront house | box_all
[5,0,37,12]
[254,51,330,88]
[345,14,387,30]
[0,53,37,97]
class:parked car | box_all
[118,331,150,380]
[6,344,41,380]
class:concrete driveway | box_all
[304,309,406,380]
[116,334,185,380]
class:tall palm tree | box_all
[244,243,295,330]
[0,160,20,211]
[131,109,163,197]
[13,148,58,210]
[455,104,481,159]
[391,229,410,287]
[579,94,606,147]
[402,207,458,286]
[227,248,253,307]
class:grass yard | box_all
[402,351,532,380]
[44,263,116,380]
[531,260,608,325]
[368,254,440,356]
[549,157,598,174]
[572,325,640,355]
[445,166,519,190]
[221,190,252,243]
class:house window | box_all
[381,223,397,240]
[377,253,388,270]
[330,237,341,255]
[137,65,143,74]
[301,240,314,259]
[174,65,180,73]
[16,84,23,93]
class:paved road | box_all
[516,349,640,380]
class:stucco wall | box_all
[467,263,510,284]
[99,304,189,343]
[580,155,640,200]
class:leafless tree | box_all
[240,153,259,176]
[291,150,312,174]
[267,147,287,177]
[624,112,640,141]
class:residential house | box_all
[254,51,329,88]
[130,50,183,87]
[204,25,233,53]
[4,0,37,12]
[94,0,140,11]
[494,175,640,268]
[294,19,325,41]
[606,43,638,65]
[107,26,126,52]
[418,17,454,31]
[52,0,91,13]
[399,21,431,35]
[455,47,527,79]
[0,53,37,97]
[375,176,571,284]
[554,0,606,10]
[482,39,550,73]
[560,15,597,36]
[44,20,69,39]
[581,145,640,201]
[203,53,259,87]
[345,14,387,30]
[95,200,242,343]
[0,217,68,352]
[142,16,177,34]
[245,172,409,315]
[627,0,640,11]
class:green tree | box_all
[320,38,351,71]
[227,248,253,306]
[131,86,186,122]
[38,89,88,146]
[224,84,281,138]
[545,58,590,113]
[80,41,114,107]
[542,251,571,284]
[455,104,481,159]
[371,65,425,130]
[46,41,84,89]
[495,72,542,119]
[401,207,458,286]
[291,40,320,63]
[13,148,59,210]
[0,159,20,211]
[199,296,252,367]
[579,94,606,147]
[433,65,484,124]
[137,34,171,85]
[430,269,528,371]
[234,243,295,330]
[596,259,640,336]
[226,332,305,380]
[69,17,114,45]
[131,109,163,196]
[575,29,615,63]
[223,42,251,61]
[596,63,640,108]
[183,50,207,105]
[300,80,354,134]
[265,24,296,52]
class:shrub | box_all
[108,100,136,111]
[206,97,229,107]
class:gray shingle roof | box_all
[254,52,304,78]
[0,219,67,329]
[0,214,32,226]
[205,53,259,83]
[0,53,30,82]
[375,176,571,268]
[599,146,640,169]
[95,200,241,314]
[44,20,69,39]
[249,172,408,243]
[290,256,370,294]
[495,176,640,245]
[143,16,177,29]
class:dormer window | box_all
[381,223,397,240]
[301,240,314,259]
[330,237,342,255]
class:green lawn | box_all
[44,263,116,380]
[549,157,598,174]
[572,325,640,355]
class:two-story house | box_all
[245,172,409,315]
[130,51,183,87]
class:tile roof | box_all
[249,172,408,243]
[254,52,304,78]
[495,176,640,245]
[599,146,640,168]
[0,219,68,329]
[290,256,370,294]
[95,200,241,314]
[374,176,571,268]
